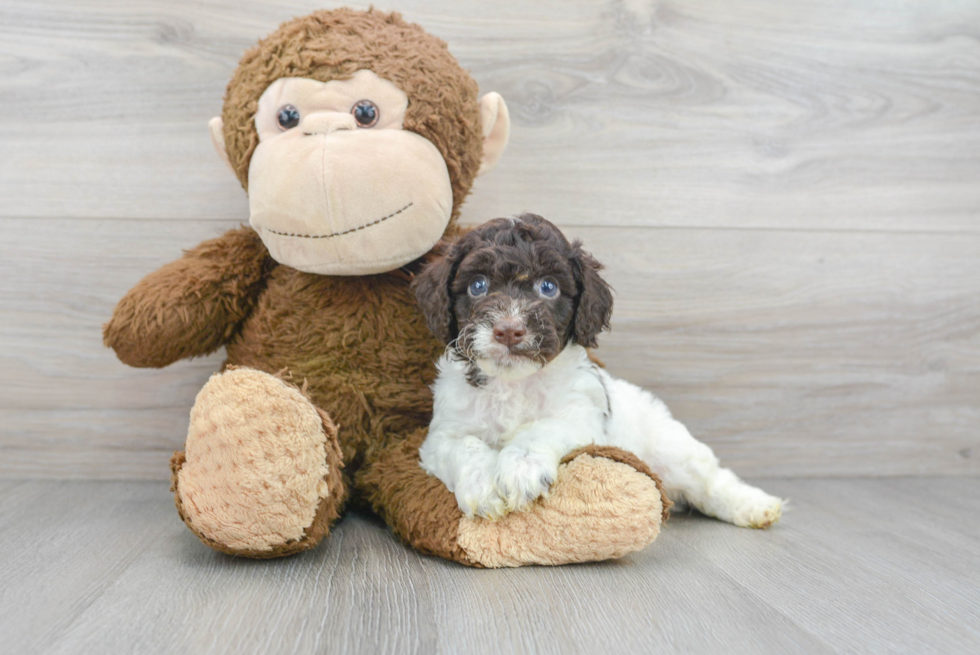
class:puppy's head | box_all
[413,213,613,381]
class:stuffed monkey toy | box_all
[104,8,669,567]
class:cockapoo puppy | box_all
[412,213,783,528]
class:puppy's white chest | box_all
[430,346,609,451]
[475,381,550,447]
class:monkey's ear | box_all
[477,93,510,176]
[208,117,235,174]
[571,244,614,349]
[412,246,457,344]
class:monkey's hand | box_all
[104,226,274,368]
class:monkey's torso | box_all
[224,266,445,482]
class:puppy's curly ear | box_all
[412,241,458,344]
[571,242,614,348]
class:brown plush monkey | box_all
[104,8,668,566]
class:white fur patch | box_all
[421,344,785,527]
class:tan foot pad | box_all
[172,368,342,557]
[457,447,669,568]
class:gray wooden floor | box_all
[2,477,978,655]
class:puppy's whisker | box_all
[446,338,464,360]
[456,323,484,363]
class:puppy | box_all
[412,213,783,528]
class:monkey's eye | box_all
[468,276,489,297]
[536,278,560,299]
[277,105,301,131]
[351,100,379,128]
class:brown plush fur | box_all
[105,221,453,556]
[104,227,274,368]
[106,223,445,489]
[222,8,483,220]
[105,8,663,563]
[107,223,665,560]
[221,251,446,488]
[357,428,479,566]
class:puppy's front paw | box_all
[494,447,559,513]
[454,471,507,520]
[731,491,785,529]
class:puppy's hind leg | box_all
[608,381,784,528]
[666,445,784,529]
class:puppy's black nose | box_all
[492,319,526,347]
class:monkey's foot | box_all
[455,446,671,567]
[171,367,347,558]
[361,436,669,568]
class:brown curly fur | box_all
[222,8,482,220]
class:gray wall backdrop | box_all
[1,0,978,479]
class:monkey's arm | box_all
[104,226,274,368]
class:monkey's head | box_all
[209,9,509,276]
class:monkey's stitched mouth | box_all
[263,202,414,239]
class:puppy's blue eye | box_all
[468,276,489,297]
[537,279,559,298]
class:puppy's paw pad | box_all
[494,449,558,512]
[732,495,785,529]
[455,478,506,520]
